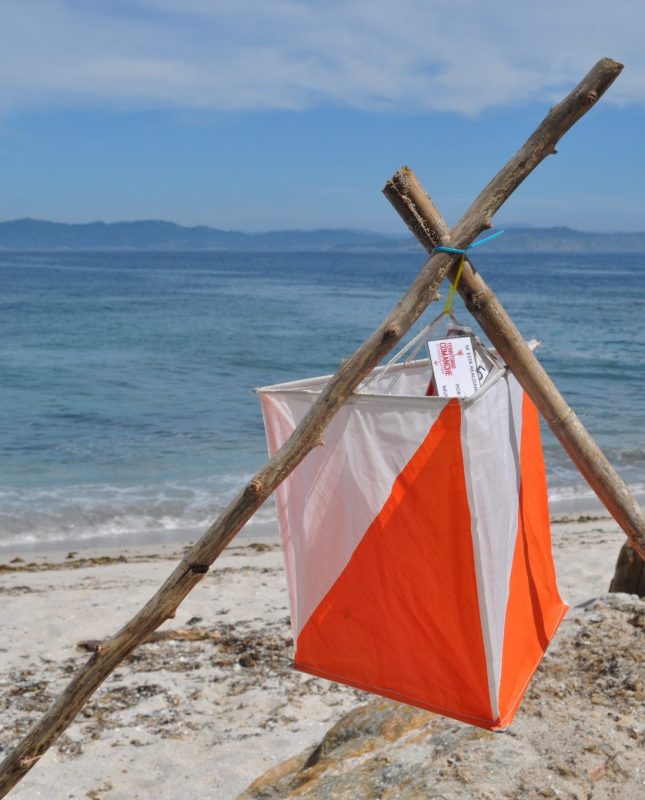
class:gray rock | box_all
[239,597,644,800]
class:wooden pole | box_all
[383,166,645,562]
[0,57,623,797]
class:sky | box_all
[1,1,645,233]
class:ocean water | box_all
[1,250,644,551]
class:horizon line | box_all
[3,218,645,237]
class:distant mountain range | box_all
[2,218,645,253]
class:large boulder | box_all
[240,594,644,800]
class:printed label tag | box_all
[427,336,481,398]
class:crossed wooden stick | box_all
[1,56,643,797]
[383,167,645,560]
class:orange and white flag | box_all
[258,360,567,730]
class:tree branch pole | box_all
[383,165,645,562]
[0,57,623,797]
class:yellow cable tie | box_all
[443,252,465,314]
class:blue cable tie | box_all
[434,229,504,254]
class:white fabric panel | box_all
[460,376,524,721]
[260,390,448,638]
[357,360,432,397]
[261,359,433,399]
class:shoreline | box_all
[2,484,640,557]
[0,513,628,607]
[0,517,279,558]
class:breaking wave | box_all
[0,474,277,550]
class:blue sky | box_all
[2,1,645,232]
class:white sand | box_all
[0,516,629,799]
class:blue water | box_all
[1,250,644,549]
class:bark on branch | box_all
[0,57,623,797]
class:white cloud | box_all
[0,0,643,115]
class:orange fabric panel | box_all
[497,395,568,728]
[295,401,494,727]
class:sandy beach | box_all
[0,516,641,799]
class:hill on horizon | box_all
[3,218,645,252]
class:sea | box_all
[1,249,644,553]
